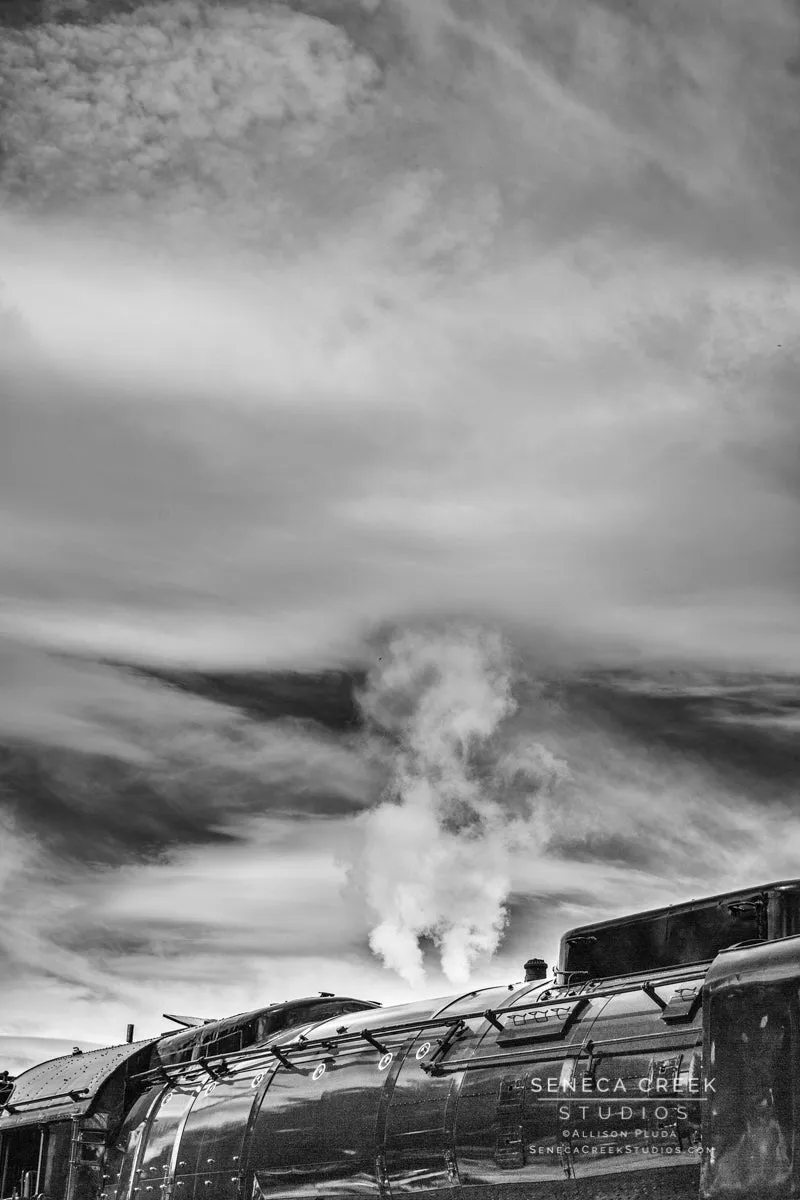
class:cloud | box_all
[0,1,380,229]
[1,0,800,1053]
[2,243,800,673]
[1,644,797,1051]
[343,626,800,986]
[0,813,424,1057]
[0,644,379,869]
[136,667,363,730]
[0,813,117,997]
[2,0,800,673]
[551,671,800,799]
[62,819,372,962]
[0,1037,104,1078]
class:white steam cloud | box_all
[353,625,569,986]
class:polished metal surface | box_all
[9,883,800,1200]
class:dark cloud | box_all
[0,648,378,868]
[0,1,42,28]
[557,671,800,799]
[0,728,374,866]
[0,742,235,865]
[547,830,660,872]
[135,667,364,731]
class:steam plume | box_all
[354,625,568,986]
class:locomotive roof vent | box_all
[163,1013,217,1029]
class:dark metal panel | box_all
[451,988,610,1190]
[703,933,800,995]
[131,1086,198,1200]
[495,999,588,1047]
[247,1040,397,1200]
[42,1121,72,1200]
[103,1086,164,1200]
[701,969,799,1198]
[376,986,541,1196]
[244,992,461,1200]
[563,980,704,1186]
[457,1164,700,1199]
[558,879,800,978]
[173,1070,259,1200]
[171,1082,221,1195]
[381,1040,459,1196]
[455,1058,573,1188]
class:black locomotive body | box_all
[4,880,800,1200]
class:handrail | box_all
[131,998,571,1087]
[428,1029,703,1075]
[128,981,707,1090]
[131,1015,703,1089]
[2,1087,89,1114]
[536,965,707,1006]
[133,977,708,1091]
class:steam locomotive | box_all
[3,878,800,1200]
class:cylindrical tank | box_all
[106,971,706,1200]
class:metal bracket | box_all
[196,1059,226,1081]
[268,1047,303,1073]
[642,982,667,1011]
[483,1010,505,1031]
[361,1030,391,1056]
[583,1040,597,1085]
[420,1020,466,1075]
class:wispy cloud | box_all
[1,0,800,1057]
[1,0,799,672]
[0,646,379,870]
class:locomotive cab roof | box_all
[0,1039,158,1131]
[558,877,800,982]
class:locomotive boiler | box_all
[3,879,800,1200]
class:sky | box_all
[1,0,799,1076]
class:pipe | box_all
[126,1024,134,1044]
[0,1133,9,1199]
[35,1130,45,1194]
